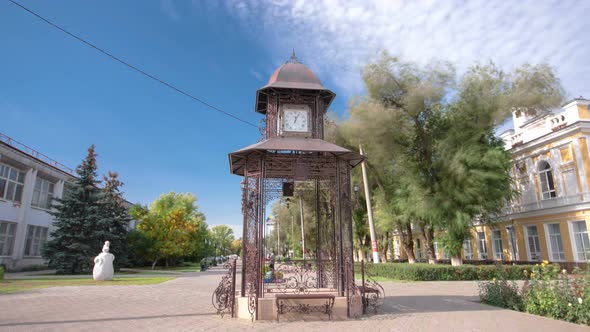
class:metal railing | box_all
[0,132,76,176]
[505,192,590,214]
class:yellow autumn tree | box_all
[130,192,208,268]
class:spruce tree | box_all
[96,171,131,270]
[43,145,102,274]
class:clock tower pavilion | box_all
[227,52,366,321]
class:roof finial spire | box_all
[290,48,298,63]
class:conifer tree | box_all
[43,145,102,274]
[96,171,131,270]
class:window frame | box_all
[544,223,566,262]
[569,220,590,262]
[23,225,48,257]
[505,226,520,261]
[524,225,542,261]
[0,164,25,203]
[433,241,439,260]
[477,231,488,260]
[538,161,557,200]
[491,230,504,260]
[415,238,422,260]
[0,221,17,256]
[31,177,55,210]
[463,239,473,260]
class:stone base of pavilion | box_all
[235,292,362,321]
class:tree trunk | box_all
[357,238,366,262]
[357,249,365,262]
[398,223,416,264]
[380,232,390,262]
[451,256,463,266]
[151,258,158,270]
[421,225,436,264]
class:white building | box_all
[0,132,134,271]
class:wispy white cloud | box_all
[216,0,590,99]
[249,69,264,81]
[161,0,180,20]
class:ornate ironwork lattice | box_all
[238,149,357,319]
[360,261,385,314]
[212,259,237,318]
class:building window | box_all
[492,230,504,260]
[546,223,565,261]
[538,161,556,199]
[463,240,473,260]
[24,225,48,257]
[393,239,400,259]
[0,222,17,256]
[415,238,422,260]
[477,231,487,260]
[506,226,519,260]
[443,248,450,260]
[433,241,439,259]
[571,221,590,261]
[32,178,54,209]
[0,165,25,203]
[525,225,542,261]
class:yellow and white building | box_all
[392,97,590,263]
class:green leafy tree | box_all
[130,192,207,269]
[231,238,242,256]
[338,54,565,266]
[436,63,563,265]
[43,145,103,274]
[210,225,235,257]
[340,54,454,263]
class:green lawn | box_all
[0,277,174,294]
[128,262,201,273]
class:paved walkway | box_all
[0,267,588,332]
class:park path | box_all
[0,266,588,332]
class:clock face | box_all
[283,108,309,132]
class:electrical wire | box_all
[8,0,259,128]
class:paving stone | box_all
[0,267,588,331]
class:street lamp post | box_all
[359,144,380,263]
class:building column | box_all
[573,138,589,193]
[49,180,65,235]
[11,168,37,262]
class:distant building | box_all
[391,98,590,264]
[0,133,134,270]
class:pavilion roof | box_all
[228,137,364,176]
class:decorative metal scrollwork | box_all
[361,261,385,314]
[212,259,237,318]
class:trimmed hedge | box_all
[357,262,535,281]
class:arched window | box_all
[539,161,556,199]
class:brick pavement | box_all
[0,267,588,332]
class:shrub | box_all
[478,260,590,325]
[0,266,4,280]
[479,278,523,311]
[358,262,534,281]
[522,261,590,324]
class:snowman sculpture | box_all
[93,241,115,281]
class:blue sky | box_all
[2,1,590,236]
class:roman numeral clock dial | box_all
[283,106,309,134]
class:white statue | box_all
[93,241,115,281]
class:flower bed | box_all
[357,262,534,281]
[479,260,590,325]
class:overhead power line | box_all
[8,0,259,128]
